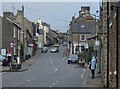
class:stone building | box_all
[101,1,108,87]
[68,6,96,55]
[0,16,22,58]
[3,6,34,59]
[101,1,120,89]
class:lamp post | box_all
[70,21,74,54]
[78,22,80,55]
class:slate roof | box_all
[71,17,95,34]
[71,20,95,34]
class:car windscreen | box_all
[69,54,78,59]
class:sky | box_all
[1,2,100,32]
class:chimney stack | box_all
[3,11,14,18]
[79,6,90,16]
[72,16,75,22]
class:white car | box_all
[41,47,48,53]
[0,55,5,66]
[50,47,59,53]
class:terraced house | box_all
[3,6,35,60]
[68,6,96,57]
[0,16,22,59]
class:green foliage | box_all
[86,46,94,63]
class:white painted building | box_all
[35,19,50,48]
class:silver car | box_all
[50,47,59,53]
[41,47,48,53]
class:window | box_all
[80,34,86,41]
[18,30,20,40]
[14,27,16,38]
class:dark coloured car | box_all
[63,42,67,46]
[68,54,79,64]
[41,47,48,53]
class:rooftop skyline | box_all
[1,2,100,32]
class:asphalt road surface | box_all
[2,45,88,87]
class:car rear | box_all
[68,54,79,64]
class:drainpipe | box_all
[107,1,109,87]
[116,4,118,88]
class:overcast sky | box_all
[1,2,100,32]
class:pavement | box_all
[86,65,103,87]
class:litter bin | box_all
[12,64,21,70]
[25,54,29,60]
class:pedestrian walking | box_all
[89,56,97,79]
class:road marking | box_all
[13,81,25,87]
[49,86,52,87]
[27,80,31,82]
[53,83,55,85]
[50,57,58,72]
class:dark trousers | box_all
[91,69,95,79]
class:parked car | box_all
[0,55,5,66]
[63,42,67,46]
[50,47,59,53]
[54,44,59,47]
[68,54,79,64]
[41,47,48,53]
[0,55,9,66]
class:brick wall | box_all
[109,3,117,87]
[118,6,120,89]
[101,1,108,87]
[101,2,120,88]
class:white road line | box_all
[49,86,52,87]
[50,57,58,72]
[53,83,55,85]
[13,81,25,87]
[27,80,31,82]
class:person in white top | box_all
[89,56,97,79]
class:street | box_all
[2,45,88,87]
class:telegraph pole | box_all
[107,1,109,87]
